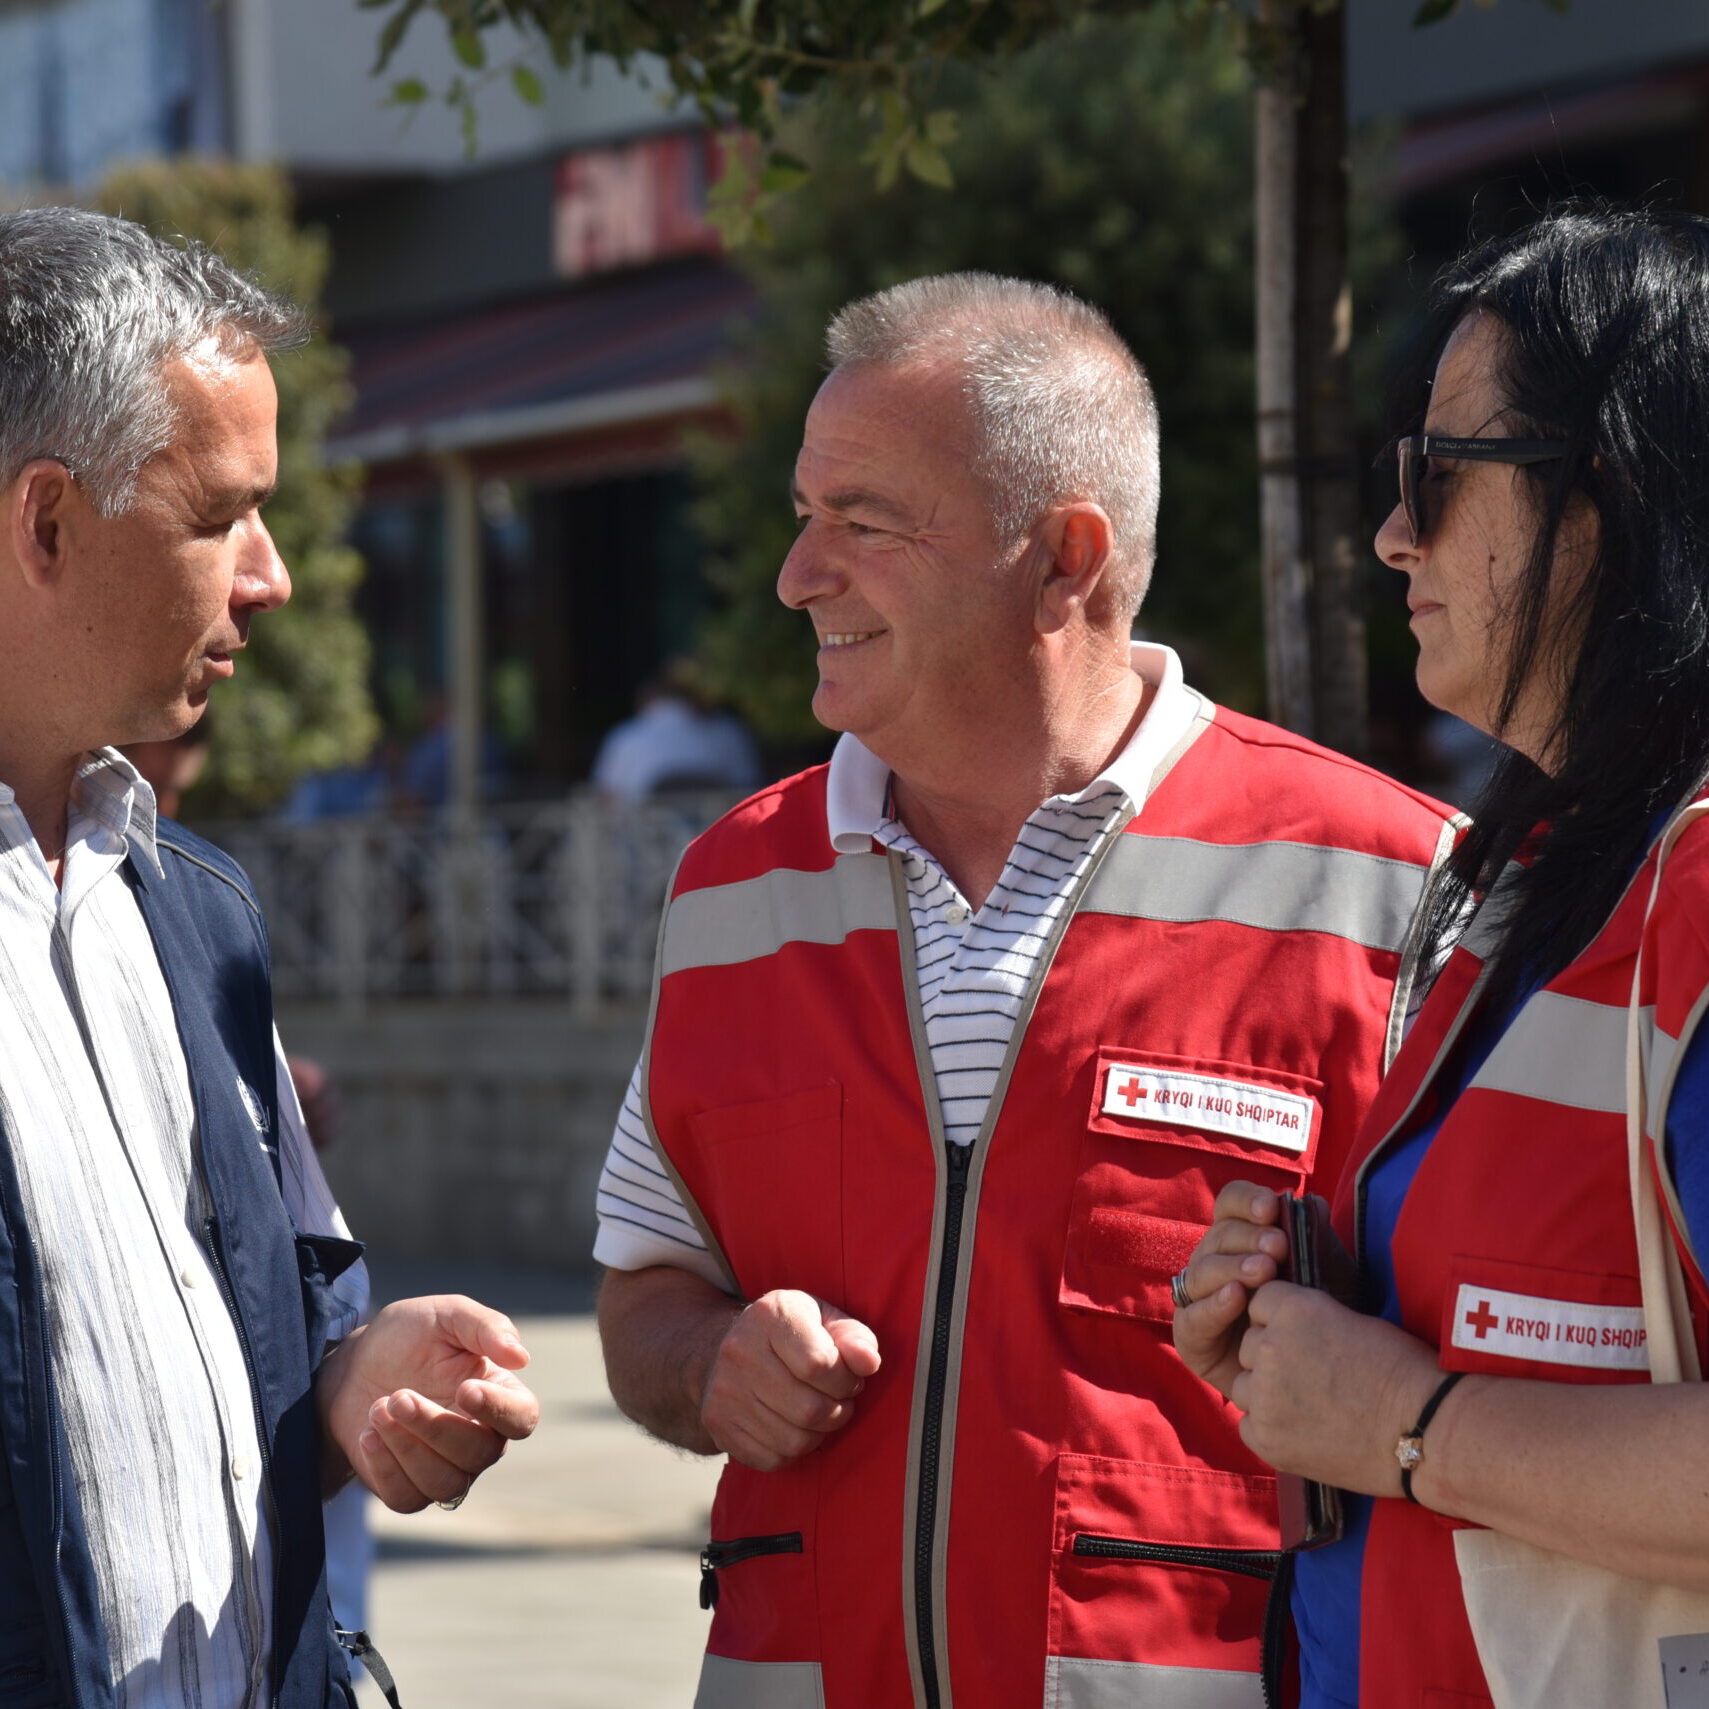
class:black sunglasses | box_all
[1395,434,1571,546]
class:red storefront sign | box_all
[552,131,725,279]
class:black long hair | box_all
[1411,207,1709,1006]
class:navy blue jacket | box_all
[0,824,360,1708]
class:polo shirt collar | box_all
[826,640,1196,855]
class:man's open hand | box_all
[317,1294,539,1511]
[701,1289,881,1472]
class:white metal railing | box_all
[200,790,741,1013]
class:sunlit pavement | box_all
[352,1264,720,1709]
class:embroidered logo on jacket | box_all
[1450,1283,1649,1370]
[235,1075,271,1143]
[1102,1063,1313,1153]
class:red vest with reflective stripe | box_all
[645,706,1457,1709]
[1336,809,1709,1709]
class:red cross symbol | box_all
[1114,1076,1147,1107]
[1464,1299,1499,1340]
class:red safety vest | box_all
[1336,803,1709,1708]
[644,704,1457,1709]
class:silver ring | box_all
[434,1490,468,1512]
[1170,1267,1193,1311]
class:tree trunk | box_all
[1254,0,1366,757]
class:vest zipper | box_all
[698,1530,803,1608]
[205,1214,282,1707]
[1070,1532,1283,1580]
[1259,1549,1295,1709]
[912,1137,973,1709]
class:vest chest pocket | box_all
[685,1083,845,1305]
[1062,1047,1321,1324]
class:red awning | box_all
[328,257,758,471]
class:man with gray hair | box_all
[0,207,538,1709]
[595,272,1457,1708]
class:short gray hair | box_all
[825,272,1162,616]
[0,207,306,516]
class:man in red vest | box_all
[593,272,1457,1709]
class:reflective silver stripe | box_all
[1468,991,1628,1113]
[696,1656,825,1709]
[1081,834,1429,954]
[1044,1657,1263,1709]
[1649,1015,1680,1140]
[662,852,895,976]
[1425,991,1680,1127]
[639,846,741,1296]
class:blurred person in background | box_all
[591,658,762,801]
[1175,206,1709,1708]
[0,207,537,1708]
[593,272,1459,1708]
[280,735,398,822]
[399,690,504,810]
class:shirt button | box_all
[180,1267,199,1288]
[232,1457,248,1480]
[945,903,969,925]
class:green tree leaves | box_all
[687,13,1272,738]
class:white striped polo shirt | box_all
[592,644,1200,1288]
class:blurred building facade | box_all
[6,0,1709,1268]
[1353,2,1709,283]
[262,0,759,810]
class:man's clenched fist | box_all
[700,1289,882,1471]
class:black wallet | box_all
[1273,1191,1347,1551]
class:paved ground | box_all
[351,1262,720,1709]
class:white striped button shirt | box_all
[593,643,1200,1287]
[0,751,366,1707]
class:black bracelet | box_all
[1394,1371,1466,1505]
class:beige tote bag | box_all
[1453,799,1709,1709]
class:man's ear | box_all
[7,460,79,589]
[1035,503,1115,636]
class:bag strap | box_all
[1626,799,1709,1386]
[337,1628,404,1708]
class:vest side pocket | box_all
[1045,1452,1276,1695]
[700,1461,821,1672]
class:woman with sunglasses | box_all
[1173,205,1709,1707]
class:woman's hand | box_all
[1234,1281,1444,1496]
[1171,1181,1291,1398]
